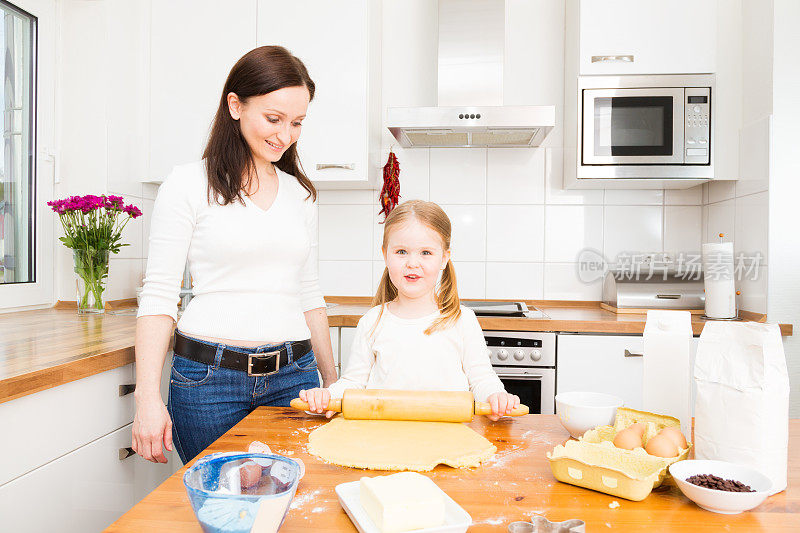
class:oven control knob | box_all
[513,349,525,361]
[497,349,509,361]
[531,349,542,361]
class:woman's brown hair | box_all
[372,200,461,335]
[203,45,316,205]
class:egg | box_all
[658,426,688,450]
[612,427,644,450]
[645,434,680,458]
[627,423,646,437]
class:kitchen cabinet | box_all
[256,0,381,189]
[557,334,699,411]
[570,0,717,75]
[0,362,180,531]
[147,0,257,181]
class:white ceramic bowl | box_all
[554,391,624,438]
[669,459,772,514]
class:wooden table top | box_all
[107,409,799,532]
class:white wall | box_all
[768,0,800,417]
[318,0,704,300]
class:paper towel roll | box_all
[702,242,736,319]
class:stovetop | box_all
[462,300,549,319]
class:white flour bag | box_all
[694,321,789,494]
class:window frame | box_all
[0,0,55,311]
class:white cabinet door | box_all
[578,0,716,75]
[148,0,257,181]
[558,334,701,413]
[0,364,136,486]
[0,423,171,533]
[339,327,357,375]
[256,0,380,188]
[557,334,645,409]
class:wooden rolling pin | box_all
[290,389,529,422]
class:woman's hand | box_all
[132,393,173,463]
[486,392,521,421]
[299,388,336,418]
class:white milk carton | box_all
[643,310,693,437]
[694,321,790,494]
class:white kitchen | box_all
[0,0,798,531]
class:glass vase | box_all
[73,249,110,314]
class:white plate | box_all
[335,480,471,533]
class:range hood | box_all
[387,0,555,148]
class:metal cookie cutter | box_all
[508,515,586,533]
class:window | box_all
[0,1,35,285]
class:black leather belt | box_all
[173,332,312,377]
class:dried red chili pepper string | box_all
[379,150,400,221]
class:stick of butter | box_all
[359,472,446,532]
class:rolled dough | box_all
[307,417,496,471]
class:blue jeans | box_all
[167,331,320,464]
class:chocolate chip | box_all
[685,473,755,492]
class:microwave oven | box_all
[576,74,714,180]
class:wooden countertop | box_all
[107,408,800,532]
[0,307,138,404]
[0,300,791,404]
[326,297,794,337]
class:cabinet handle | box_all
[119,447,136,461]
[119,384,136,396]
[656,294,681,299]
[624,349,643,357]
[316,163,355,170]
[591,54,634,63]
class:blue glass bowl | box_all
[183,453,301,533]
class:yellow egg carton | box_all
[546,407,692,501]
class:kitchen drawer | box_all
[0,363,136,486]
[0,422,174,533]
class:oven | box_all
[484,331,556,415]
[577,74,714,180]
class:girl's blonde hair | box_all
[372,200,461,335]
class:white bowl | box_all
[554,391,624,438]
[669,459,772,514]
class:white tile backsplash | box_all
[429,149,486,204]
[734,191,768,264]
[486,262,543,300]
[604,189,664,206]
[396,148,431,202]
[544,147,604,205]
[665,186,703,205]
[487,148,545,204]
[663,206,702,255]
[106,258,144,300]
[452,262,486,299]
[486,205,544,262]
[705,199,736,243]
[543,263,603,301]
[319,260,373,296]
[736,265,767,314]
[603,206,663,263]
[441,204,487,261]
[318,205,374,261]
[707,180,737,204]
[544,205,604,262]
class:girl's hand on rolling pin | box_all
[486,392,521,421]
[299,388,336,418]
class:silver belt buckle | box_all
[247,350,281,376]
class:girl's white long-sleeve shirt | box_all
[136,160,325,341]
[328,305,505,402]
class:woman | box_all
[132,46,336,464]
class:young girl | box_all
[300,200,519,421]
